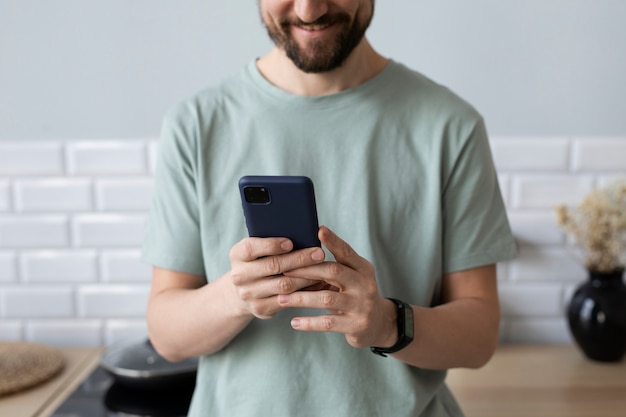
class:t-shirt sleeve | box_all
[141,108,206,276]
[442,118,517,274]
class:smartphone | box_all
[238,175,320,250]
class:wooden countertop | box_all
[1,344,623,417]
[447,344,626,417]
[0,346,103,417]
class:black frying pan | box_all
[100,338,198,389]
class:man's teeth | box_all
[299,24,331,31]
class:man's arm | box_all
[146,238,326,362]
[147,268,253,362]
[391,264,499,369]
[279,226,500,370]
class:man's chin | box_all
[288,56,343,74]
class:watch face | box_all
[405,306,415,339]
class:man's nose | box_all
[293,0,329,23]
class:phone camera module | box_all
[244,186,271,204]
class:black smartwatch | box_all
[370,298,414,357]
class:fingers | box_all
[283,261,346,290]
[230,237,325,278]
[277,291,364,341]
[318,226,365,270]
[229,237,293,262]
[228,237,327,320]
[283,226,375,290]
[277,289,388,348]
[238,275,319,319]
[278,289,346,311]
[278,227,384,347]
[278,291,346,331]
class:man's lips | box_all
[291,22,338,40]
[296,23,332,31]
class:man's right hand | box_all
[228,237,326,319]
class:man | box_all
[142,1,517,416]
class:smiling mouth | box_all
[296,23,332,31]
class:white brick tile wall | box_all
[501,318,572,344]
[0,251,17,282]
[0,138,623,347]
[2,286,74,318]
[0,142,65,176]
[0,215,70,248]
[491,138,570,171]
[104,320,149,345]
[25,320,102,347]
[572,138,626,171]
[0,321,23,340]
[20,250,98,283]
[72,214,146,247]
[507,211,565,246]
[498,283,564,317]
[148,142,159,174]
[66,141,148,175]
[496,261,510,282]
[95,178,154,211]
[14,178,93,212]
[0,180,10,211]
[510,246,587,282]
[101,250,151,282]
[497,174,510,208]
[597,175,626,187]
[561,283,581,313]
[77,285,150,318]
[511,175,594,209]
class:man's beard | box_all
[263,10,372,73]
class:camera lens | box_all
[244,186,270,204]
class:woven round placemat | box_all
[0,342,65,396]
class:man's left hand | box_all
[278,226,398,349]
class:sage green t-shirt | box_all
[142,60,517,417]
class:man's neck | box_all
[256,39,388,97]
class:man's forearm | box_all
[147,274,254,362]
[392,298,500,370]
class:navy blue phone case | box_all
[238,176,321,250]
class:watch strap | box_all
[370,298,414,357]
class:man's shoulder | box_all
[386,61,458,96]
[384,61,483,123]
[164,64,255,124]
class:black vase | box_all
[567,269,626,362]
